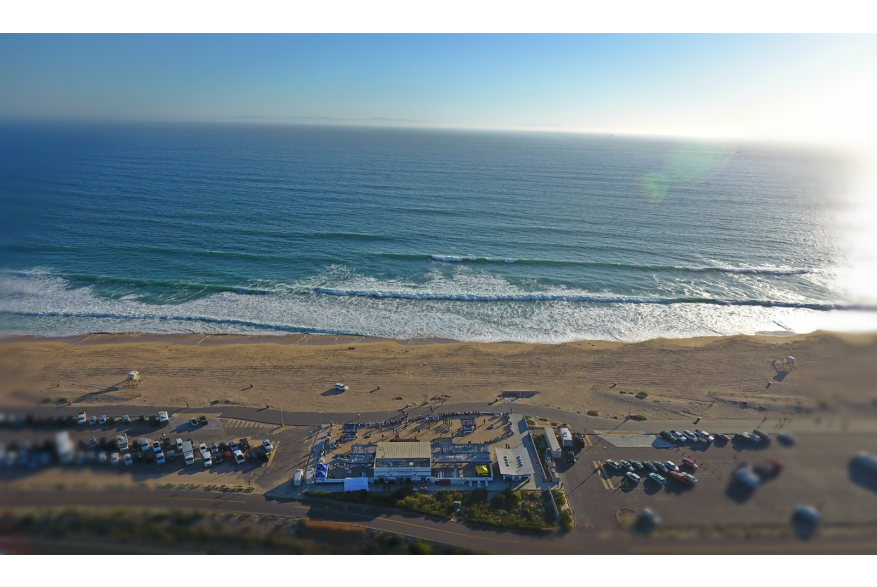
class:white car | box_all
[175,438,184,452]
[98,451,108,464]
[682,430,699,442]
[158,411,169,424]
[665,461,679,472]
[99,414,107,425]
[262,439,274,453]
[625,472,641,484]
[233,449,245,465]
[123,453,133,466]
[619,460,635,472]
[77,412,87,425]
[604,459,621,471]
[122,414,130,424]
[334,383,348,392]
[201,450,212,467]
[140,439,150,452]
[695,429,714,443]
[110,452,120,465]
[156,451,166,465]
[649,472,666,485]
[152,440,162,453]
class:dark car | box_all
[629,460,644,470]
[256,449,269,463]
[148,415,159,427]
[239,438,251,451]
[654,462,669,474]
[214,450,224,464]
[98,436,108,449]
[645,461,658,473]
[218,442,228,452]
[659,431,675,442]
[133,451,142,463]
[107,415,116,424]
[565,450,576,465]
[752,429,772,444]
[715,433,730,443]
[777,433,796,446]
[198,415,209,426]
[138,415,147,422]
[573,432,586,448]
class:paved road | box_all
[7,401,876,436]
[4,488,877,554]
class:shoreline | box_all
[3,329,875,349]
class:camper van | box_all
[559,427,574,449]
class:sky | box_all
[2,34,877,146]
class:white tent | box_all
[343,477,369,492]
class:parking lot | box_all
[559,428,877,531]
[0,409,315,493]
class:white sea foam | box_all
[3,268,877,343]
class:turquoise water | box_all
[0,123,872,342]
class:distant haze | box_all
[1,34,876,148]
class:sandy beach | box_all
[1,331,875,420]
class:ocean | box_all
[1,122,875,343]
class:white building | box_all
[373,442,432,481]
[495,446,535,481]
[542,427,561,459]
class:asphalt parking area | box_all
[560,431,877,531]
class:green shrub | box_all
[587,410,599,416]
[307,490,331,498]
[560,510,574,532]
[635,392,649,399]
[551,490,566,507]
[630,414,647,421]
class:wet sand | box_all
[1,331,876,420]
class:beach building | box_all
[495,446,535,481]
[542,427,562,459]
[373,442,432,481]
[431,442,493,485]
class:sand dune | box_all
[1,331,875,420]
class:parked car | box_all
[166,449,176,461]
[229,440,239,452]
[198,415,208,426]
[752,429,772,443]
[148,415,159,427]
[777,433,796,446]
[625,472,641,484]
[668,470,691,485]
[107,415,116,424]
[573,432,585,448]
[628,460,643,470]
[198,442,208,453]
[110,452,120,465]
[262,439,274,453]
[670,430,686,443]
[619,460,635,472]
[654,461,668,474]
[139,439,149,452]
[155,451,166,465]
[190,418,199,427]
[648,472,666,485]
[715,433,730,443]
[604,459,621,471]
[78,412,87,425]
[233,449,246,465]
[645,461,658,473]
[151,440,161,453]
[665,461,679,472]
[89,437,98,449]
[681,458,698,471]
[565,450,576,464]
[123,453,133,466]
[176,438,184,452]
[695,429,714,443]
[158,411,169,425]
[239,438,251,451]
[122,414,130,424]
[88,416,97,425]
[682,430,699,442]
[201,450,212,467]
[98,451,108,464]
[852,451,877,471]
[210,442,218,453]
[334,383,348,392]
[256,449,269,463]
